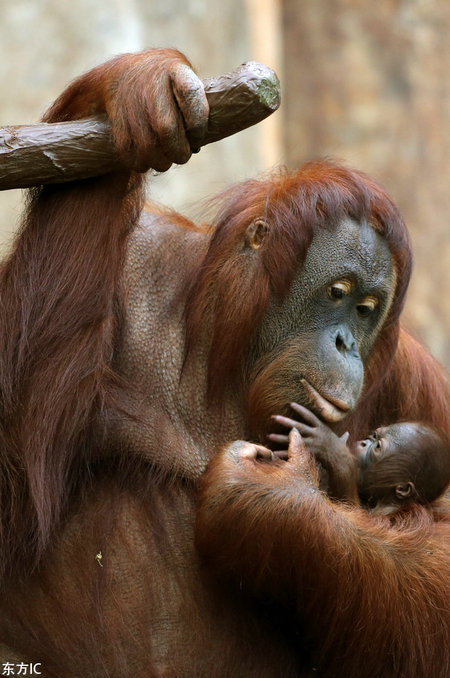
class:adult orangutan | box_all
[0,49,448,677]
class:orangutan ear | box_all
[395,481,416,500]
[244,219,270,250]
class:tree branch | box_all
[0,61,280,190]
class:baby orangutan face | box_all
[353,423,420,466]
[353,422,449,511]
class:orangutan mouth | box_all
[300,378,350,423]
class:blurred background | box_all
[0,0,448,367]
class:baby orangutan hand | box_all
[268,403,358,502]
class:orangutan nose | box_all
[335,328,358,357]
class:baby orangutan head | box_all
[353,422,450,513]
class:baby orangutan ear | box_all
[395,481,416,501]
[244,219,270,250]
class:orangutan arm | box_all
[196,431,450,678]
[0,50,210,577]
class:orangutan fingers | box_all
[143,89,191,167]
[287,428,306,460]
[272,449,289,460]
[289,402,321,427]
[227,440,274,464]
[286,429,320,486]
[271,415,314,436]
[267,433,289,445]
[171,63,209,151]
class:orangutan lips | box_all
[300,378,350,423]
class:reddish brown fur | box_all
[0,49,196,580]
[0,49,448,677]
[0,172,144,580]
[196,438,450,678]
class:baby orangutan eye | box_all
[327,280,353,300]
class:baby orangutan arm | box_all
[196,430,450,678]
[269,403,359,503]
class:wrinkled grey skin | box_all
[248,218,395,437]
[256,219,395,366]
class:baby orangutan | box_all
[269,403,450,512]
[196,410,450,677]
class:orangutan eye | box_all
[327,280,353,300]
[357,296,378,317]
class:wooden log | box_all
[0,61,280,190]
